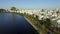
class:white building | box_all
[8,8,60,28]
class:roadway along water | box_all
[0,13,38,34]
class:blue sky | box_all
[0,0,60,9]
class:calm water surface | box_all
[0,13,38,34]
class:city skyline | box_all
[0,0,60,9]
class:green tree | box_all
[10,7,16,11]
[39,18,51,26]
[56,11,59,14]
[0,9,6,13]
[42,9,44,12]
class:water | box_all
[0,13,38,34]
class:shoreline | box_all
[24,17,38,30]
[24,17,41,34]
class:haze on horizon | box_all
[0,0,60,9]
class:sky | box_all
[0,0,60,9]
